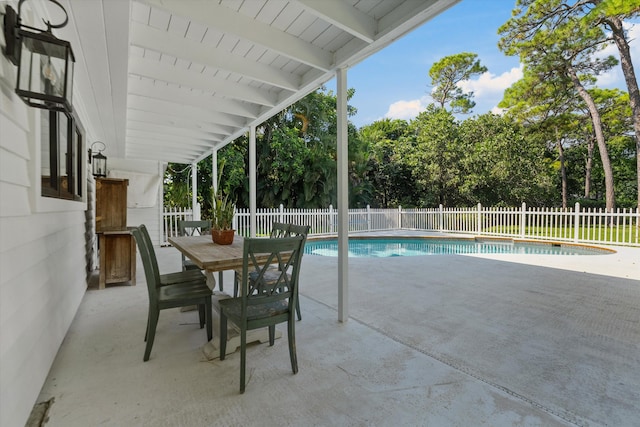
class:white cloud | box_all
[382,67,525,121]
[597,68,621,87]
[457,65,524,98]
[384,96,430,121]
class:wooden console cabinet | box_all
[96,178,136,289]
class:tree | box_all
[499,0,640,207]
[588,88,637,206]
[499,1,618,211]
[458,113,555,206]
[585,0,640,207]
[359,118,417,207]
[402,106,464,206]
[164,163,194,208]
[164,88,352,210]
[499,65,584,207]
[428,52,488,114]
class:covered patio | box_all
[3,1,639,427]
[33,233,639,426]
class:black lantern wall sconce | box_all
[89,141,107,178]
[2,0,75,113]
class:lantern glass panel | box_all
[66,57,73,105]
[16,29,73,111]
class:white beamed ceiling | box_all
[64,0,460,164]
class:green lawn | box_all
[485,225,639,245]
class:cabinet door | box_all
[96,178,128,232]
[99,233,136,288]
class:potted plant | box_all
[210,162,236,244]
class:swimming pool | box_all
[304,237,612,257]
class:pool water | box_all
[304,238,610,258]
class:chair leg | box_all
[240,329,247,394]
[296,299,301,321]
[218,271,224,292]
[144,313,149,342]
[219,312,228,360]
[144,309,159,362]
[198,304,205,329]
[233,272,239,297]
[288,318,298,374]
[268,325,275,346]
[205,297,212,341]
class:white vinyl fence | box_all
[162,203,639,247]
[162,206,194,245]
[234,205,401,236]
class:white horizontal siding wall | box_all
[0,64,88,427]
[0,2,122,425]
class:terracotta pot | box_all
[211,229,235,245]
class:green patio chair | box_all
[139,224,206,287]
[138,224,209,343]
[131,226,213,362]
[219,234,305,393]
[233,223,309,320]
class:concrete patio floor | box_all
[34,232,639,426]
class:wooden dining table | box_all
[167,233,282,359]
[168,234,245,290]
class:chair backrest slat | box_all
[131,226,160,302]
[270,222,290,238]
[287,224,310,239]
[240,235,305,311]
[178,220,211,236]
[287,224,310,260]
[138,225,162,283]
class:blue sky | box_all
[326,0,640,129]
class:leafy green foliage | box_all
[164,164,193,208]
[401,106,464,206]
[459,113,555,206]
[210,191,235,230]
[210,161,236,230]
[360,118,418,207]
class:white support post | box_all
[337,68,349,323]
[158,162,165,245]
[249,125,257,238]
[212,148,218,194]
[477,203,482,235]
[191,162,199,220]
